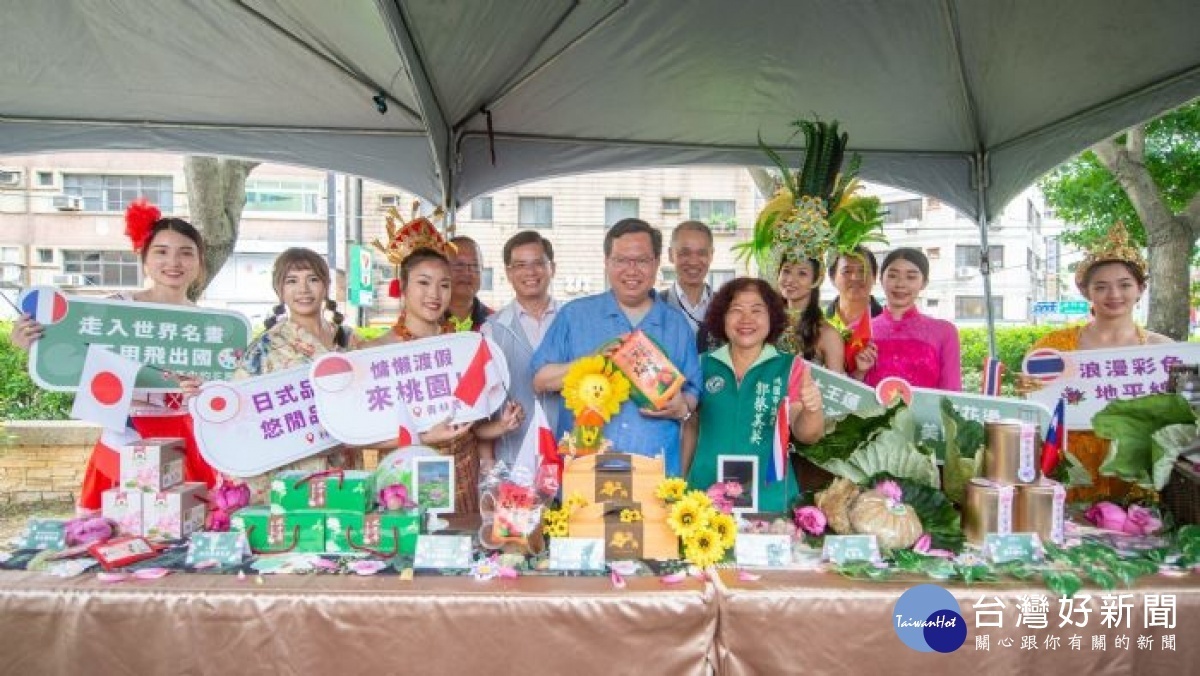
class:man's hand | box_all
[640,391,692,422]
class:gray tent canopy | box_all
[3,0,1198,223]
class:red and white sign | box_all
[310,332,510,446]
[70,344,141,431]
[190,364,338,477]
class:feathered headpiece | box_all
[1074,221,1147,292]
[124,198,162,253]
[372,201,457,298]
[735,118,887,284]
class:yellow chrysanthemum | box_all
[682,490,713,512]
[668,499,711,539]
[656,478,688,503]
[543,518,569,538]
[620,509,642,523]
[683,527,727,568]
[564,492,590,512]
[709,513,737,550]
[561,355,631,422]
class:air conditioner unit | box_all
[0,170,21,188]
[52,273,87,287]
[378,194,402,209]
[52,195,84,211]
[955,266,976,279]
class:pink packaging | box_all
[143,483,208,540]
[101,490,146,536]
[118,438,185,492]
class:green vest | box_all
[686,345,800,513]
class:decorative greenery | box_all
[800,404,902,466]
[0,322,74,421]
[820,408,939,488]
[1093,394,1197,487]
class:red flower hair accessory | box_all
[124,198,162,253]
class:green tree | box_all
[1040,101,1200,339]
[183,156,259,299]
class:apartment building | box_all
[1,152,1068,327]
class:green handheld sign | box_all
[20,287,251,392]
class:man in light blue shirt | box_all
[532,219,701,476]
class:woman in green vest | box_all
[682,278,825,513]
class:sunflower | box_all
[562,355,631,423]
[682,490,713,512]
[542,510,569,538]
[655,478,688,503]
[709,512,738,550]
[668,498,711,539]
[683,527,728,568]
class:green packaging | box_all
[323,509,423,556]
[270,469,372,512]
[230,506,327,554]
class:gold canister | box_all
[1014,480,1066,545]
[963,479,1016,545]
[983,419,1041,485]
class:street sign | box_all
[1032,300,1089,317]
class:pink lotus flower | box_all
[876,480,903,505]
[793,506,827,536]
[65,517,115,546]
[912,533,955,559]
[1122,505,1162,536]
[706,484,734,514]
[723,481,744,498]
[213,482,251,512]
[1084,501,1128,532]
[379,484,415,511]
[206,510,231,532]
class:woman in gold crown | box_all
[1021,223,1171,500]
[367,206,519,514]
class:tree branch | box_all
[1184,189,1200,239]
[1125,125,1146,158]
[1090,125,1174,241]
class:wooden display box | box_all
[568,500,677,560]
[561,452,665,505]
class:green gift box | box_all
[270,469,372,512]
[324,509,424,557]
[230,506,327,554]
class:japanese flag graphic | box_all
[71,344,142,431]
[311,354,355,393]
[18,286,68,324]
[192,384,240,424]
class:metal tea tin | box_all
[983,419,1041,485]
[1014,480,1066,545]
[963,478,1015,545]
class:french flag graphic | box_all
[19,287,68,324]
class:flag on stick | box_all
[981,357,1005,396]
[71,345,141,431]
[1040,397,1067,476]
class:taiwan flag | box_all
[71,344,142,431]
[1040,397,1067,476]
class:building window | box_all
[689,199,737,229]
[662,197,681,213]
[926,298,940,309]
[36,171,55,187]
[954,295,1003,320]
[62,174,174,213]
[470,197,493,221]
[518,196,553,228]
[1027,199,1042,233]
[955,245,1004,269]
[481,267,494,292]
[243,178,321,215]
[926,247,941,260]
[0,247,20,284]
[36,248,53,264]
[709,268,736,290]
[882,198,923,224]
[605,198,639,226]
[62,250,141,287]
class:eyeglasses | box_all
[450,262,481,274]
[608,256,656,270]
[507,259,550,273]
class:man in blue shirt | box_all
[532,218,701,476]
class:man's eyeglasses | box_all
[451,262,481,274]
[506,260,550,273]
[608,256,656,270]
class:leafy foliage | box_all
[1093,394,1197,486]
[1038,100,1200,262]
[958,326,1058,397]
[800,405,902,466]
[0,323,73,421]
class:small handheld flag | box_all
[71,345,142,431]
[843,313,872,368]
[1040,397,1067,476]
[981,357,1005,396]
[454,338,494,407]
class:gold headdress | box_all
[1074,221,1147,293]
[373,201,457,297]
[735,118,887,284]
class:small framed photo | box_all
[412,456,456,515]
[716,455,759,514]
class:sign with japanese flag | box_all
[1024,342,1200,429]
[310,332,510,446]
[70,344,141,431]
[18,286,251,392]
[189,364,338,477]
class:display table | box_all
[712,569,1199,675]
[0,571,717,675]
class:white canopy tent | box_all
[3,0,1200,345]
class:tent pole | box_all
[974,152,998,357]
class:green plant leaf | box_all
[1094,394,1196,485]
[801,404,902,466]
[1042,570,1082,598]
[1150,423,1199,490]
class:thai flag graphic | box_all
[981,357,1005,396]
